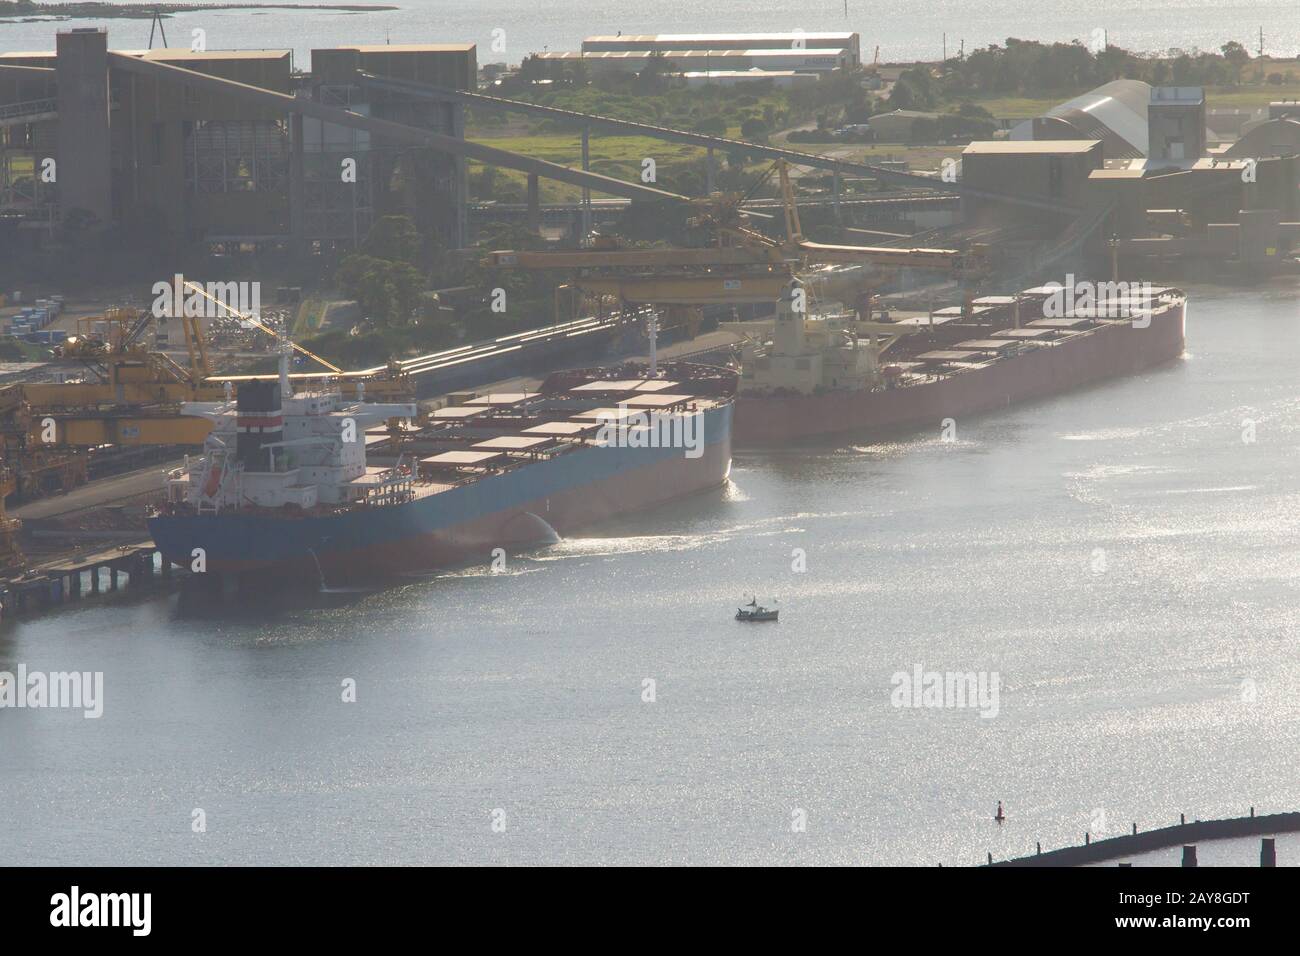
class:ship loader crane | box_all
[20,282,414,451]
[188,282,414,403]
[483,159,988,338]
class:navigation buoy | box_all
[994,800,1006,824]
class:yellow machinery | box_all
[8,283,414,453]
[1,305,219,457]
[0,302,216,573]
[0,283,419,576]
[29,307,218,409]
[0,461,22,576]
[484,160,988,329]
[0,374,90,501]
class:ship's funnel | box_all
[235,380,283,473]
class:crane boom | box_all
[180,282,344,375]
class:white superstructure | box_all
[168,384,417,514]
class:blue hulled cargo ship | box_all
[148,359,736,583]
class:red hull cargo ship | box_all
[733,279,1186,446]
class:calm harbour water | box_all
[3,280,1300,865]
[2,1,1298,67]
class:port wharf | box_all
[986,809,1300,867]
[1,542,169,616]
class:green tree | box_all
[1221,41,1250,83]
[337,254,423,329]
[694,115,727,136]
[740,117,770,142]
[889,67,936,110]
[634,51,676,94]
[361,215,421,265]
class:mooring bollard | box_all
[1261,838,1276,867]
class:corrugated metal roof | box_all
[1011,79,1151,156]
[128,48,292,61]
[964,140,1101,154]
[537,49,849,60]
[584,33,856,43]
[349,44,476,53]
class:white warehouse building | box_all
[534,47,855,75]
[580,32,861,66]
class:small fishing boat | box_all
[735,597,778,622]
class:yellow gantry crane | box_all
[483,159,988,327]
[4,304,220,448]
[8,282,412,454]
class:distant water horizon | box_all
[2,1,1297,70]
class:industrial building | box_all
[863,109,943,142]
[961,140,1104,231]
[533,47,855,76]
[1010,79,1151,158]
[1223,116,1300,159]
[530,31,861,79]
[1147,86,1207,165]
[4,26,1297,282]
[974,80,1300,270]
[679,70,818,89]
[0,29,478,256]
[580,32,861,66]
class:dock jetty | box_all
[986,809,1300,866]
[1,541,169,616]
